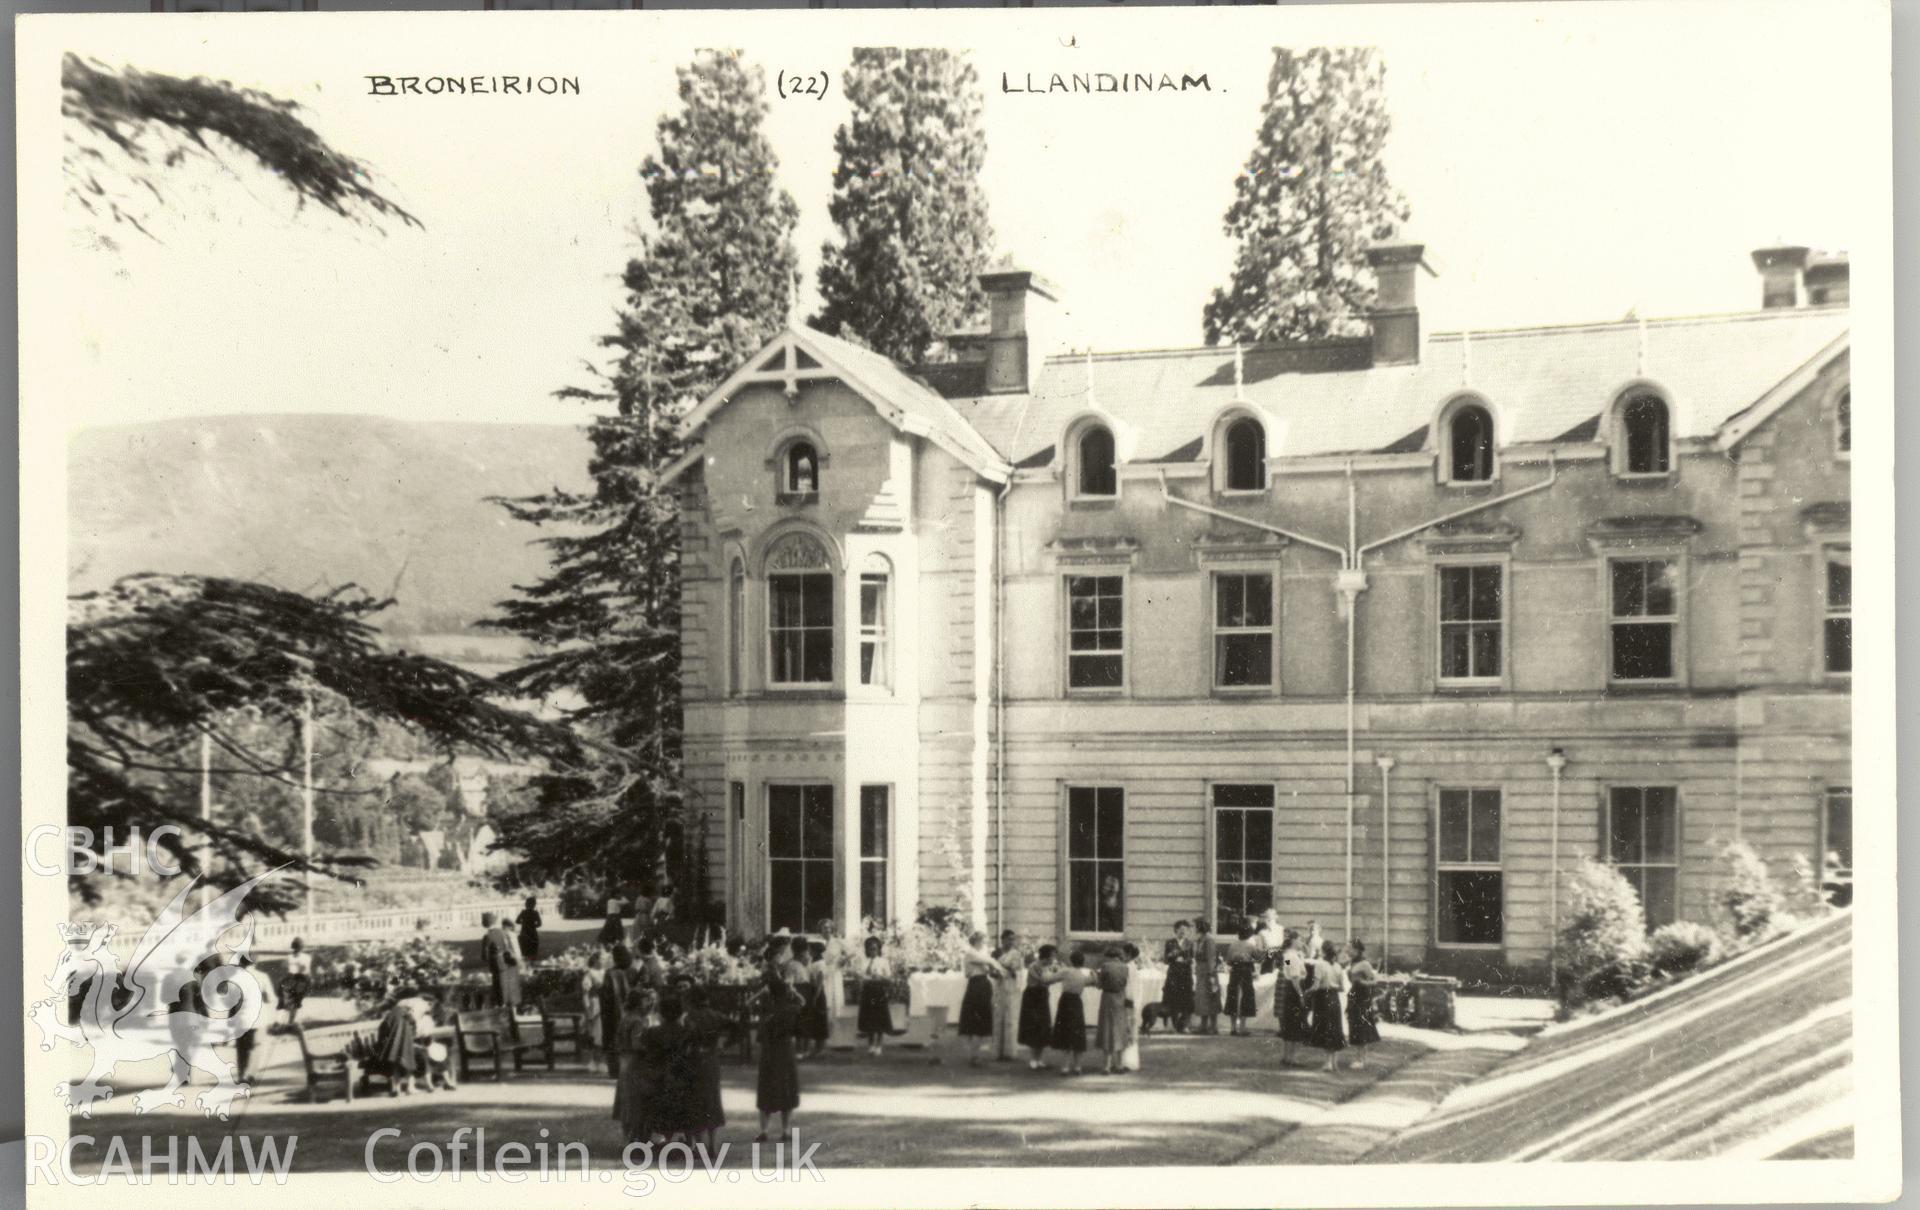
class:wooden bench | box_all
[292,1022,370,1103]
[535,998,592,1065]
[454,1007,552,1080]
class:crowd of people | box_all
[454,893,1389,1150]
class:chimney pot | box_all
[1750,245,1811,309]
[1364,241,1432,367]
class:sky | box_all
[32,1,1881,430]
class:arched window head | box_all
[1621,395,1671,475]
[766,532,833,685]
[766,531,830,572]
[1222,417,1267,491]
[1076,425,1117,497]
[1447,404,1495,482]
[782,441,819,499]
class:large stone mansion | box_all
[666,242,1851,980]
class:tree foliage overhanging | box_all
[67,574,585,914]
[62,52,419,243]
[813,48,995,364]
[1204,47,1411,345]
[486,50,800,898]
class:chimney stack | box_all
[1751,245,1811,309]
[1804,252,1850,306]
[1364,242,1434,367]
[979,259,1060,395]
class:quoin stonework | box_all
[668,242,1851,981]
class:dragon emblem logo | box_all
[30,869,280,1119]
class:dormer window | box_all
[1222,418,1266,492]
[1076,425,1117,498]
[782,441,820,500]
[1619,394,1671,476]
[1447,404,1495,483]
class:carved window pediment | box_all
[767,532,831,571]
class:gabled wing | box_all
[122,867,286,1015]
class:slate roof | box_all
[793,326,1012,476]
[923,306,1850,467]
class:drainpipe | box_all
[1547,748,1567,983]
[1343,464,1359,939]
[1157,472,1350,566]
[1375,754,1396,971]
[993,405,1032,940]
[995,476,1013,938]
[1355,455,1559,562]
[1163,457,1560,947]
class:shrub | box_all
[1553,859,1649,1010]
[1648,920,1719,976]
[1720,841,1783,942]
[1781,853,1828,917]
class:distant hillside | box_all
[68,414,594,639]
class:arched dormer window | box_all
[1222,417,1267,492]
[781,440,820,500]
[1618,393,1672,476]
[765,531,833,686]
[1446,403,1496,483]
[1075,425,1117,498]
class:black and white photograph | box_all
[16,2,1897,1204]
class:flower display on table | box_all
[668,941,761,988]
[325,936,463,1015]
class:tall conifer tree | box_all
[488,51,799,895]
[814,48,994,365]
[1203,48,1410,345]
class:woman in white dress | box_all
[1118,942,1145,1073]
[817,919,846,1044]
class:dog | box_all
[1138,1001,1170,1034]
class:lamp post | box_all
[1546,748,1568,982]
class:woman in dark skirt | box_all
[752,949,805,1142]
[957,931,1000,1066]
[1307,940,1349,1071]
[855,937,895,1057]
[613,986,657,1144]
[1018,944,1060,1070]
[1277,931,1311,1065]
[1344,941,1381,1069]
[1223,923,1260,1035]
[1161,921,1196,1033]
[682,985,727,1149]
[1049,950,1093,1075]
